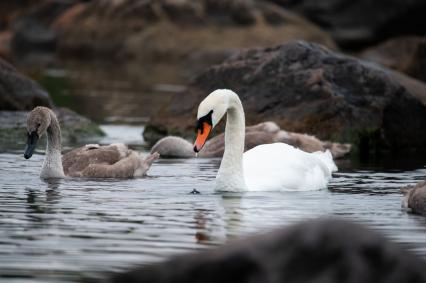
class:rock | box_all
[99,218,426,283]
[271,0,426,49]
[10,0,79,57]
[361,36,426,83]
[148,122,351,159]
[147,41,426,156]
[0,30,11,59]
[0,107,104,147]
[0,57,52,110]
[57,0,336,84]
[401,180,426,216]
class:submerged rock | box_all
[101,218,426,283]
[0,57,52,110]
[401,180,426,216]
[147,41,426,156]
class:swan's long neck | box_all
[216,94,248,191]
[41,111,65,178]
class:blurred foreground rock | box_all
[402,180,426,216]
[98,218,426,283]
[0,57,52,110]
[146,41,426,156]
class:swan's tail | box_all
[313,150,338,173]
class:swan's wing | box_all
[62,144,127,176]
[243,143,337,191]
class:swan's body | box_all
[151,123,350,159]
[193,89,337,192]
[24,107,159,179]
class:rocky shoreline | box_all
[0,0,425,159]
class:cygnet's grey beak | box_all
[24,131,39,159]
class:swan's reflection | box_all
[25,179,62,223]
[220,193,244,240]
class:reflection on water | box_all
[0,147,425,282]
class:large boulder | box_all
[0,57,52,110]
[361,36,426,83]
[146,41,426,156]
[103,218,426,283]
[270,0,426,48]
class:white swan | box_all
[24,106,159,179]
[193,89,337,192]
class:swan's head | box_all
[24,106,51,159]
[194,89,232,152]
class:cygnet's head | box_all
[194,89,234,152]
[24,106,51,159]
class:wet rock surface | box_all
[147,41,426,156]
[101,218,426,283]
[0,57,52,110]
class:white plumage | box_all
[243,143,337,191]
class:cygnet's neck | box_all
[41,110,65,178]
[216,92,248,191]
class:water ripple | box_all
[0,152,425,282]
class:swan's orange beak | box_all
[194,122,212,152]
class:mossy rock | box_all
[0,107,104,149]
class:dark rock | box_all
[10,0,80,57]
[98,218,426,283]
[270,0,426,49]
[143,124,170,146]
[402,180,426,216]
[0,57,52,110]
[361,36,426,83]
[147,41,426,156]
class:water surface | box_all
[0,126,425,283]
